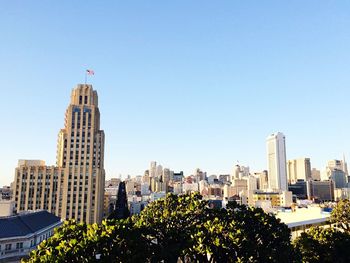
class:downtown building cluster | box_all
[1,84,350,260]
[111,132,294,215]
[113,132,350,216]
[1,84,349,232]
[2,85,349,221]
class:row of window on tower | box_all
[71,107,92,130]
[79,95,89,105]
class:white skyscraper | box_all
[266,132,287,191]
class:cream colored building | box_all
[266,132,288,191]
[311,168,321,181]
[13,84,105,224]
[287,158,312,184]
[253,191,293,207]
[56,84,105,224]
[13,160,63,215]
[0,200,15,217]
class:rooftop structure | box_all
[0,211,62,261]
[276,206,331,239]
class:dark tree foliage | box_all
[24,193,294,262]
[188,201,293,262]
[293,226,350,263]
[134,192,208,263]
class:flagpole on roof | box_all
[85,69,94,85]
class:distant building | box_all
[0,211,61,262]
[140,183,150,196]
[334,188,350,201]
[105,178,121,188]
[254,170,268,190]
[0,186,12,200]
[149,162,157,178]
[219,174,230,184]
[288,180,307,199]
[328,159,348,175]
[207,175,217,184]
[253,191,293,207]
[207,184,223,198]
[172,182,183,195]
[287,158,312,184]
[172,171,184,182]
[329,169,347,189]
[322,159,349,181]
[182,182,199,194]
[311,168,321,181]
[208,174,218,184]
[0,200,15,217]
[194,168,206,182]
[266,132,288,191]
[307,180,335,202]
[129,201,148,215]
[150,192,166,202]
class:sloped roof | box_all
[0,211,61,239]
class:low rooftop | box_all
[276,206,331,228]
[0,211,61,239]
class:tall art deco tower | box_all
[56,84,105,223]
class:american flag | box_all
[86,69,95,75]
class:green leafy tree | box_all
[330,199,350,232]
[23,219,149,263]
[135,194,293,263]
[190,202,293,262]
[25,193,295,263]
[293,226,350,263]
[134,192,207,262]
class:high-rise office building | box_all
[13,85,105,224]
[266,132,287,191]
[287,158,312,184]
[56,84,105,224]
[327,159,348,176]
[149,162,157,178]
[311,168,321,181]
[307,180,335,201]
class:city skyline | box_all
[1,1,350,186]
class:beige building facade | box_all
[13,160,63,215]
[56,84,105,224]
[287,158,312,184]
[13,85,105,224]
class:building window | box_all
[5,244,11,251]
[16,242,23,249]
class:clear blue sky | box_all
[1,1,350,186]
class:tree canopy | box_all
[330,199,350,232]
[293,226,350,263]
[26,194,350,262]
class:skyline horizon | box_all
[1,82,348,186]
[1,2,350,186]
